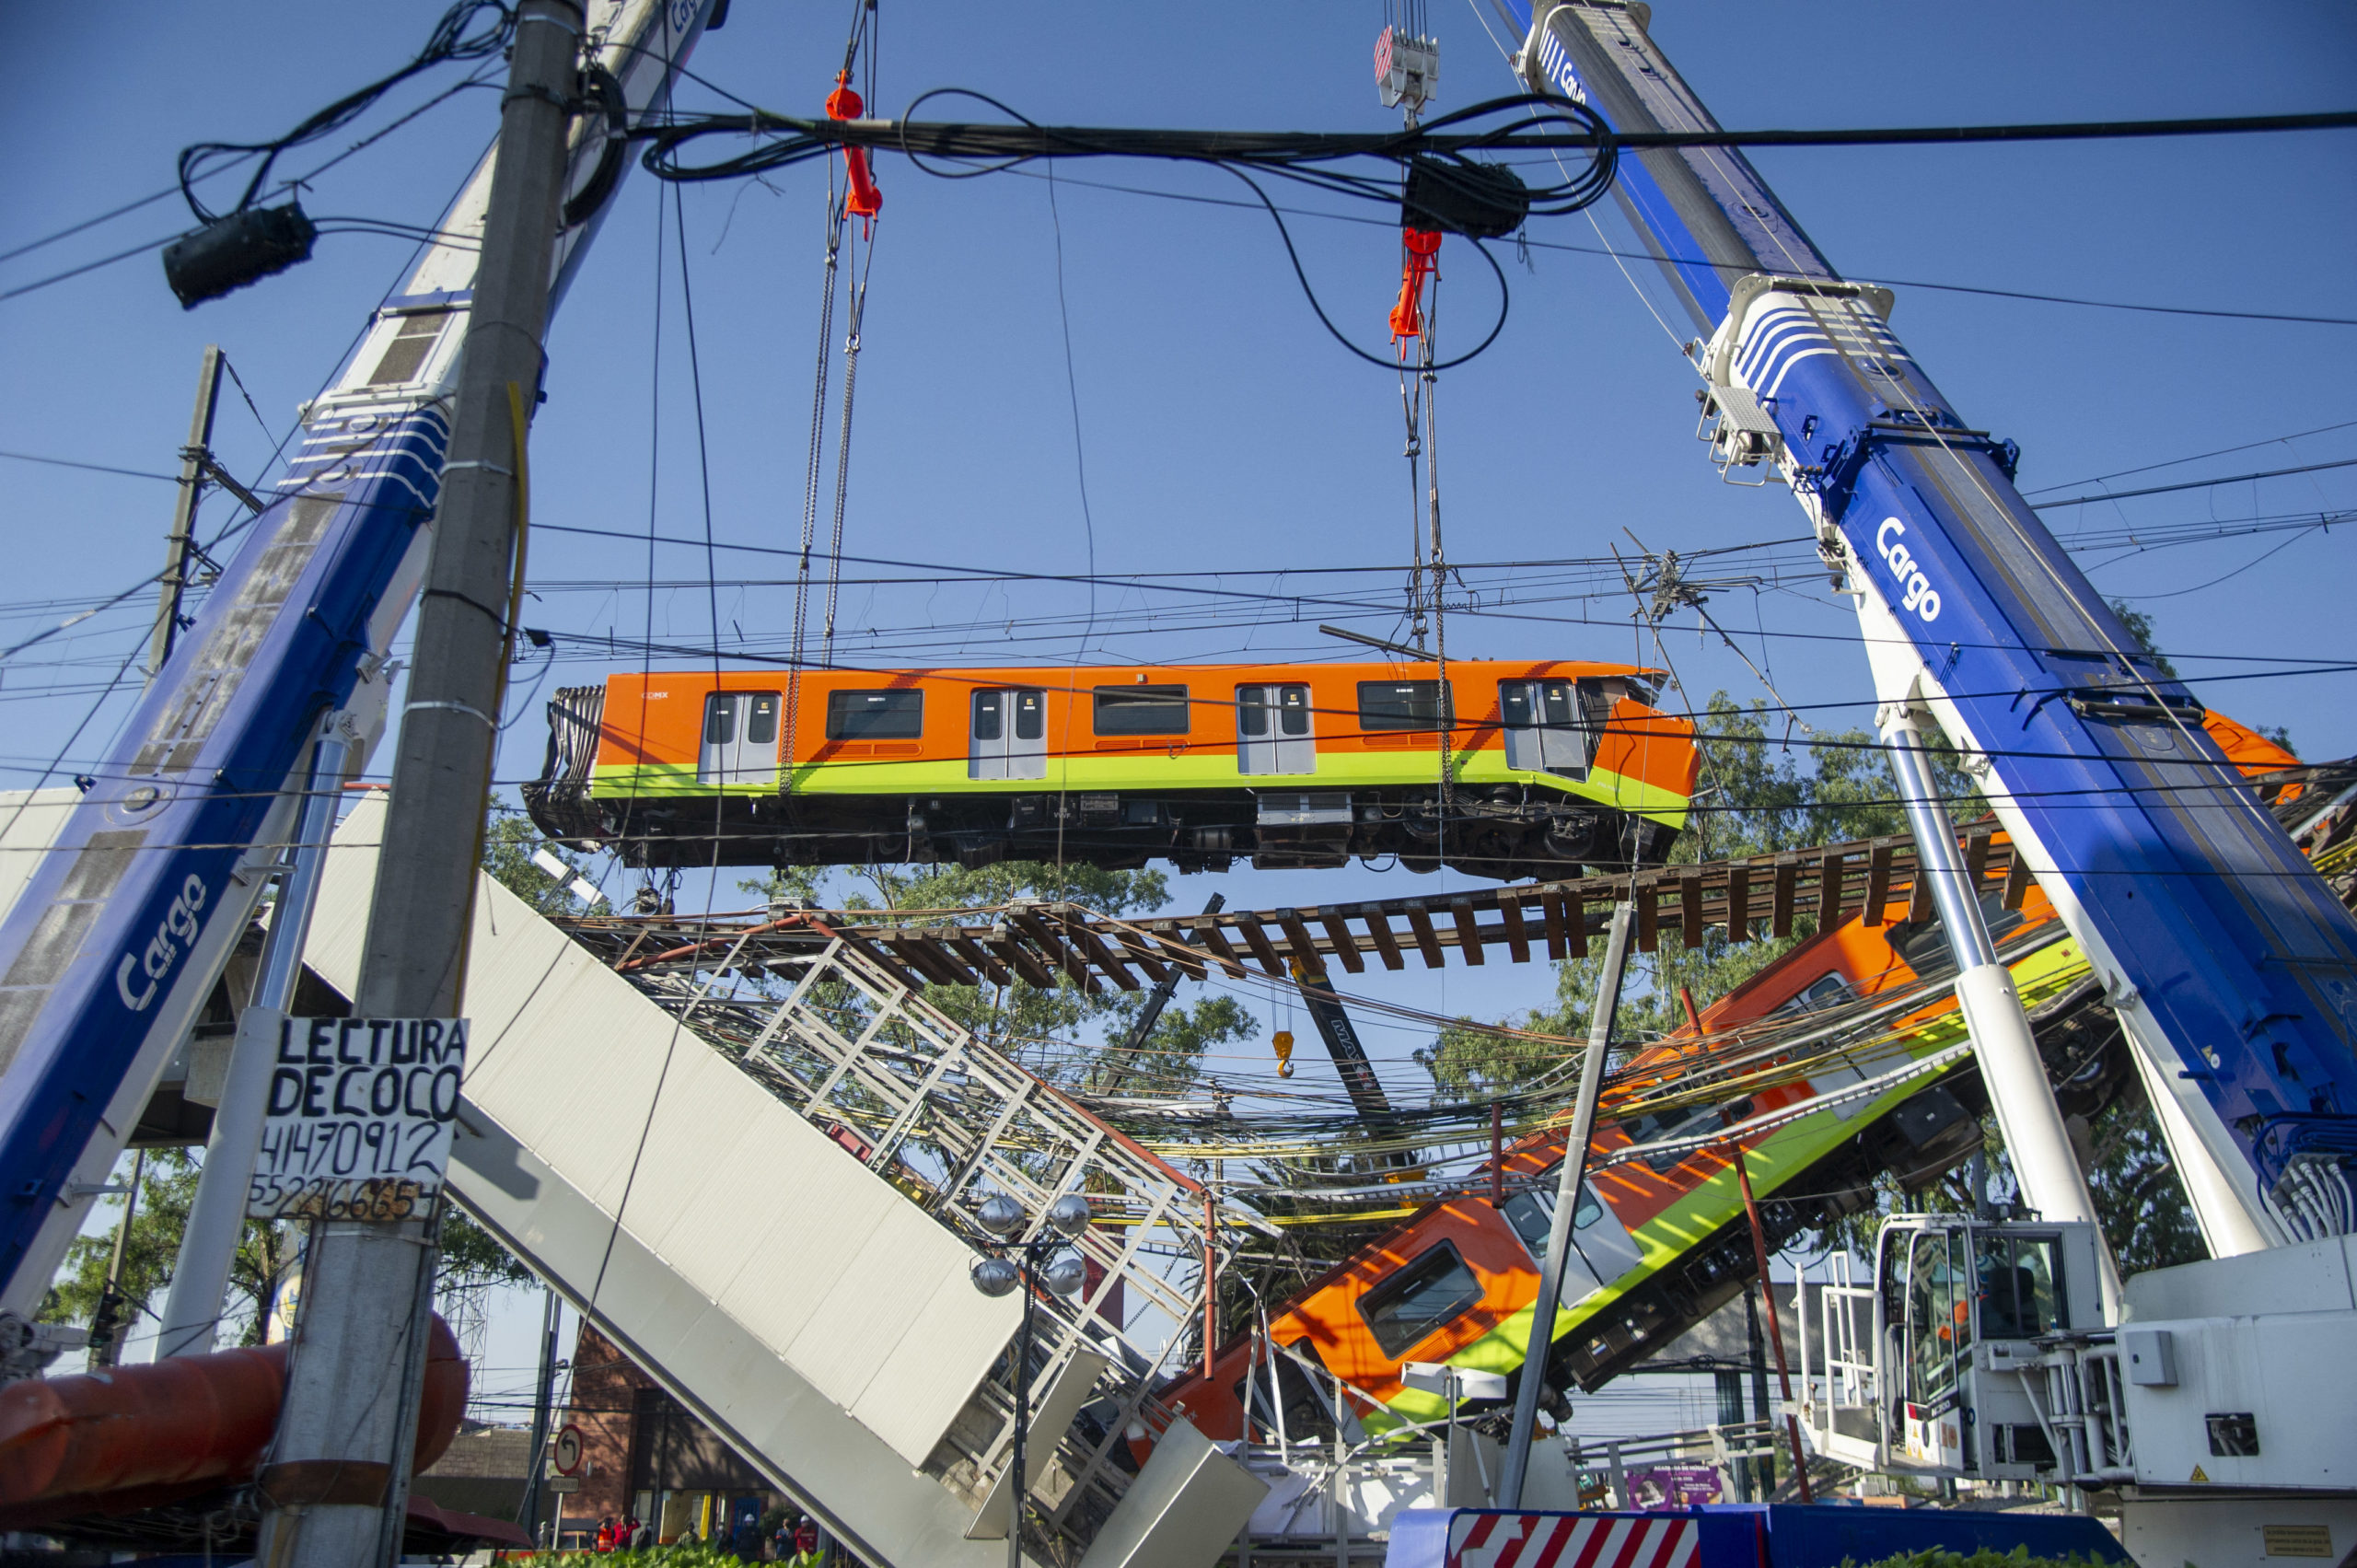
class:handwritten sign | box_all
[247,1016,469,1222]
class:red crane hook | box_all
[826,72,883,221]
[1388,227,1442,343]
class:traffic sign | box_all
[553,1423,585,1477]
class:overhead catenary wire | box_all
[952,161,2357,332]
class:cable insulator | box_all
[1388,227,1442,343]
[826,74,883,220]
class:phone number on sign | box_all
[248,1175,439,1222]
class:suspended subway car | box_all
[525,658,1700,878]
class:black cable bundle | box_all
[177,0,516,224]
[635,90,1617,367]
[166,0,514,308]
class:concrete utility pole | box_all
[253,4,583,1562]
[149,346,225,679]
[1498,897,1636,1507]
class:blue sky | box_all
[9,0,2353,1037]
[4,0,2353,1074]
[6,0,2351,1414]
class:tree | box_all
[49,1146,535,1351]
[2107,599,2178,679]
[48,1149,201,1349]
[2084,1081,2206,1276]
[483,807,598,917]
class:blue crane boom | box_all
[0,0,723,1331]
[1493,0,2357,1253]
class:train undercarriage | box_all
[526,780,1681,881]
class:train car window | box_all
[1356,1240,1486,1359]
[1621,1102,1722,1172]
[745,693,778,747]
[973,691,1003,741]
[1279,685,1311,736]
[1357,680,1455,731]
[1095,685,1190,736]
[827,689,923,739]
[1238,691,1270,737]
[1015,691,1044,740]
[1771,972,1856,1018]
[704,694,736,745]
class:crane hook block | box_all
[826,74,883,220]
[1272,1030,1295,1078]
[1388,227,1443,343]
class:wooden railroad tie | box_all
[575,826,2022,990]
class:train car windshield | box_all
[828,690,923,739]
[1772,972,1856,1017]
[1357,1240,1485,1358]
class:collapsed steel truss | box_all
[627,928,1217,1552]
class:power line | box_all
[2024,418,2357,494]
[0,186,181,268]
[0,450,180,484]
[979,163,2357,330]
[2029,456,2357,509]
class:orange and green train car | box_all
[1161,882,2092,1446]
[1159,713,2303,1446]
[525,658,1700,878]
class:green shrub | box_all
[1848,1548,2115,1568]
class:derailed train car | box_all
[1157,717,2306,1446]
[525,658,1698,879]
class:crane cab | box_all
[1805,1214,2108,1480]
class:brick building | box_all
[562,1322,786,1549]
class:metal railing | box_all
[1795,1253,1883,1469]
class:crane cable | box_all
[1391,221,1454,845]
[782,203,839,773]
[784,1,884,781]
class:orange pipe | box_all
[0,1313,466,1529]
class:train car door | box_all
[1237,682,1314,774]
[970,688,1047,780]
[1499,679,1588,776]
[1500,1179,1644,1303]
[699,690,780,785]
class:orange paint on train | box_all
[587,659,1698,800]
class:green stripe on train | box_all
[586,752,1691,826]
